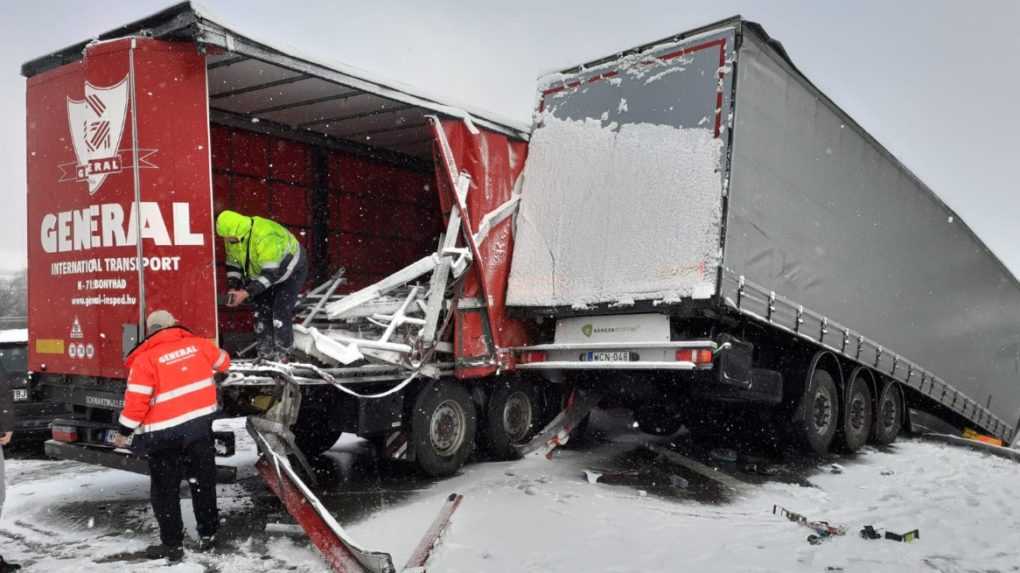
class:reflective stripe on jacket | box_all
[118,327,230,436]
[216,210,301,297]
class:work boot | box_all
[196,535,219,553]
[0,555,22,571]
[144,544,184,562]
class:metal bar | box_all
[402,493,464,571]
[516,340,717,352]
[210,73,310,100]
[249,89,363,115]
[207,54,248,70]
[299,103,414,129]
[334,121,426,141]
[517,361,702,371]
[128,42,147,334]
[379,286,420,343]
[302,271,346,327]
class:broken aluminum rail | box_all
[247,367,464,573]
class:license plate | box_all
[11,389,28,402]
[580,351,637,362]
[104,429,132,446]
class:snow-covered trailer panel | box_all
[722,24,1020,440]
[507,27,736,310]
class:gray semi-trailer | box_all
[509,17,1020,452]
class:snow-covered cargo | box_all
[509,18,1020,444]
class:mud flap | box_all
[513,387,602,458]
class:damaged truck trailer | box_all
[507,18,1020,452]
[23,2,540,479]
[21,3,1020,489]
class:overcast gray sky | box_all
[1,0,1018,275]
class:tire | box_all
[839,371,873,452]
[871,382,903,445]
[292,392,343,457]
[634,405,684,436]
[485,379,540,460]
[411,379,477,477]
[791,368,840,455]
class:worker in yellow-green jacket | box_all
[216,210,308,361]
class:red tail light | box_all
[51,425,79,443]
[675,348,713,365]
[518,351,548,364]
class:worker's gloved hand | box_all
[226,289,250,307]
[112,433,130,448]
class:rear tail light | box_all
[518,351,548,364]
[51,425,79,443]
[675,348,714,366]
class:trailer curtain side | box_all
[722,27,1020,437]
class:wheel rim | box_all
[813,389,833,434]
[430,399,467,456]
[502,391,533,443]
[849,392,867,432]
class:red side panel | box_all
[27,38,216,379]
[436,120,530,376]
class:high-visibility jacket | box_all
[118,327,230,437]
[216,210,302,297]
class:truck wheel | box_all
[839,372,873,452]
[412,379,477,477]
[485,379,539,460]
[871,382,903,445]
[792,368,839,455]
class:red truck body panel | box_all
[27,39,216,379]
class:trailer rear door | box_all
[27,38,217,379]
[507,26,736,310]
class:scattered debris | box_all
[880,470,895,476]
[773,505,847,544]
[860,525,920,543]
[829,464,844,475]
[884,529,920,543]
[859,525,882,540]
[583,470,603,484]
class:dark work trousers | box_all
[147,430,219,547]
[252,251,308,359]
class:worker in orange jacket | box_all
[112,310,230,562]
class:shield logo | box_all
[581,324,593,338]
[66,76,130,195]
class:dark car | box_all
[0,330,68,438]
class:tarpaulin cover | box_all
[435,119,529,375]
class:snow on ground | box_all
[0,413,1018,572]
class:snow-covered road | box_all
[0,412,1017,572]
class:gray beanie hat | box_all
[146,310,177,333]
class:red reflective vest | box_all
[119,327,230,434]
